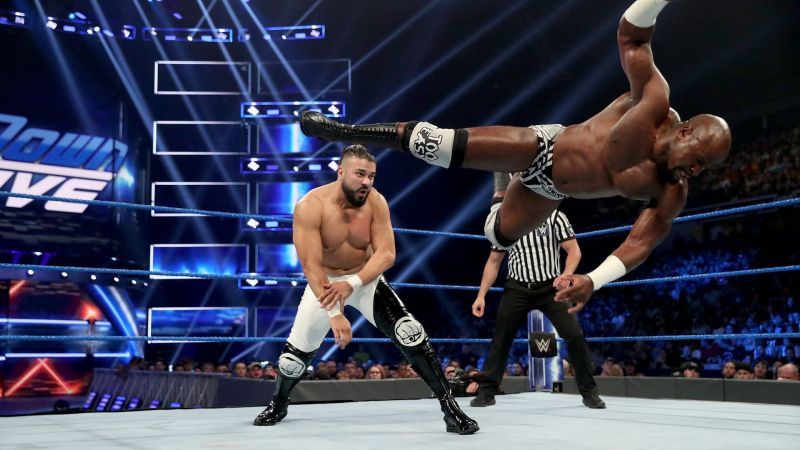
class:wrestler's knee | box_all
[278,342,316,379]
[484,203,517,250]
[401,121,467,169]
[393,315,428,348]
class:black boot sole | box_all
[446,423,480,435]
[253,411,287,426]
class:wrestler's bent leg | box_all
[300,111,539,173]
[356,278,479,435]
[485,177,561,249]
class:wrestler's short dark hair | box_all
[342,144,376,163]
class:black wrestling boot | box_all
[253,398,289,426]
[409,343,479,434]
[299,111,402,149]
[582,392,606,409]
[440,396,481,435]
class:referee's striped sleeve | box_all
[554,211,575,242]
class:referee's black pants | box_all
[479,278,598,396]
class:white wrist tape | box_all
[346,275,363,291]
[327,305,343,318]
[586,256,627,291]
[624,0,669,28]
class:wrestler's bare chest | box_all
[552,95,668,200]
[319,204,372,255]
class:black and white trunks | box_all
[519,124,569,201]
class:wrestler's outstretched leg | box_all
[254,286,329,426]
[253,343,316,425]
[300,111,539,173]
[367,278,479,435]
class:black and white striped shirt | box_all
[494,210,575,283]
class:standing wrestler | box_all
[253,145,479,435]
[300,0,732,313]
[470,173,604,409]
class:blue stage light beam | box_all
[544,53,618,122]
[221,0,292,108]
[310,0,526,160]
[484,17,618,124]
[357,0,529,124]
[195,0,255,99]
[423,0,578,121]
[312,0,443,101]
[291,0,324,29]
[101,1,215,211]
[222,0,302,162]
[238,0,314,102]
[31,0,94,131]
[132,1,249,216]
[106,1,243,318]
[377,0,577,165]
[168,285,219,366]
[89,285,139,359]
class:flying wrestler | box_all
[299,0,731,311]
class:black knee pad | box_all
[277,342,317,379]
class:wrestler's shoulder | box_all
[366,189,388,207]
[295,186,329,211]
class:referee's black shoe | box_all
[470,392,496,407]
[582,393,606,409]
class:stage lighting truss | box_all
[0,10,27,28]
[43,15,136,40]
[241,101,345,119]
[238,25,325,42]
[143,27,233,43]
[240,156,340,176]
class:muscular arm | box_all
[354,192,396,284]
[613,182,687,271]
[293,197,328,298]
[618,17,668,103]
[554,183,685,312]
[610,2,671,169]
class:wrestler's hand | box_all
[553,274,594,314]
[319,281,354,311]
[329,314,352,349]
[472,298,486,318]
[553,275,572,290]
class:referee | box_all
[470,173,605,409]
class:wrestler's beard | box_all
[342,183,369,207]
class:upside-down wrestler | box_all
[299,0,732,313]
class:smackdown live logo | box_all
[0,113,128,214]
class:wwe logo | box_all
[533,338,551,353]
